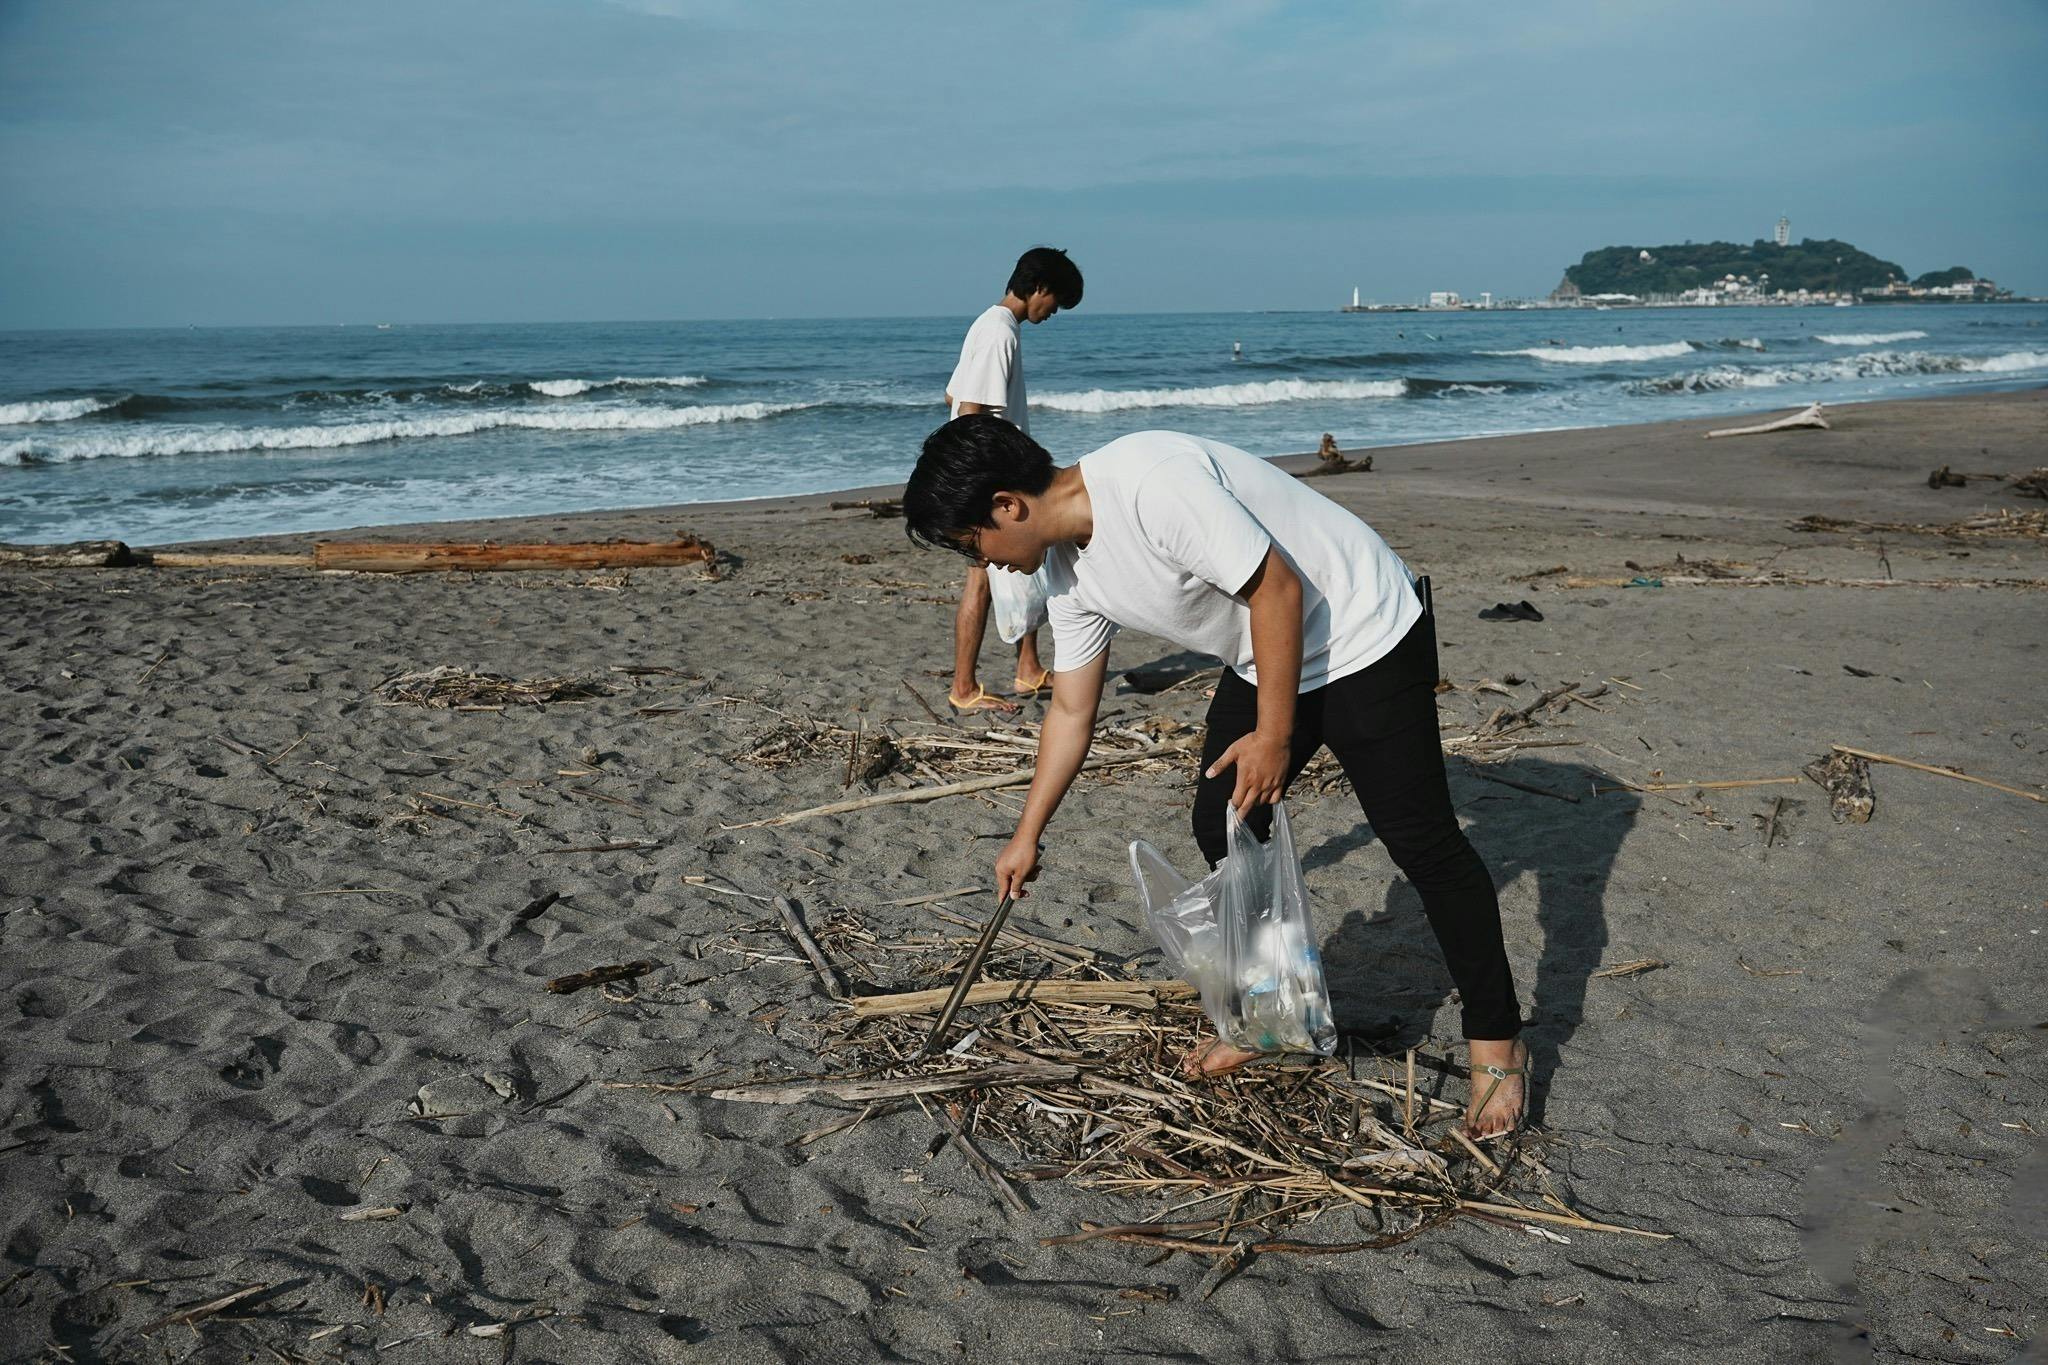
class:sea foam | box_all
[1035,378,1405,413]
[0,400,807,466]
[1815,330,1928,346]
[527,375,708,397]
[1480,342,1696,364]
[0,397,120,425]
[1641,349,2048,393]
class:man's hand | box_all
[1206,728,1292,816]
[994,834,1042,900]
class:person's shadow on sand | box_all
[1308,757,1641,1126]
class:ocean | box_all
[2,304,2043,545]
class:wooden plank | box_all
[311,538,714,573]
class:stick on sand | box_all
[1831,743,2046,804]
[730,737,1198,829]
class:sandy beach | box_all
[3,390,2044,1362]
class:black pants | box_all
[1192,609,1522,1040]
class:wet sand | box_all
[3,390,2044,1362]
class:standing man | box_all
[942,246,1084,713]
[901,417,1528,1138]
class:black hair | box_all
[1006,246,1084,310]
[904,414,1056,559]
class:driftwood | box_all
[709,1061,1079,1105]
[1563,573,2046,590]
[850,978,1193,1018]
[0,539,136,568]
[830,498,903,518]
[544,960,660,994]
[137,1283,273,1334]
[144,551,313,568]
[775,896,849,1000]
[1802,751,1874,824]
[1831,743,2046,806]
[312,538,713,573]
[730,735,1200,828]
[1791,510,2048,541]
[1705,402,1828,439]
[1299,434,1373,478]
[1595,776,1801,794]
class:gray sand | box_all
[3,391,2044,1362]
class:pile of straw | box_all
[668,912,1664,1263]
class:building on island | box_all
[1427,290,1461,309]
[1774,215,1791,247]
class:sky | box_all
[1,0,2043,328]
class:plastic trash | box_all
[987,564,1050,644]
[1129,802,1337,1056]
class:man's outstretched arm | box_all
[994,650,1109,898]
[1205,548,1302,814]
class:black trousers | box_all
[1191,609,1522,1040]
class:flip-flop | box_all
[1467,1054,1530,1139]
[1012,669,1052,697]
[1477,600,1544,622]
[947,685,1017,713]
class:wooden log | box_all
[311,538,713,573]
[849,978,1192,1018]
[0,540,134,568]
[708,1061,1079,1105]
[144,551,314,568]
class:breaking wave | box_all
[1638,349,2048,394]
[0,400,809,466]
[0,397,121,425]
[1036,378,1406,413]
[527,375,708,397]
[1480,341,1696,364]
[1815,330,1928,346]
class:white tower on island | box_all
[1774,215,1791,247]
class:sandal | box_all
[947,685,1017,713]
[1468,1056,1529,1139]
[1012,669,1052,697]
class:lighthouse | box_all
[1774,215,1790,247]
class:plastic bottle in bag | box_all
[1130,802,1337,1056]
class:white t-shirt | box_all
[947,305,1027,432]
[1043,431,1420,692]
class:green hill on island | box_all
[1564,239,1910,296]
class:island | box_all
[1553,239,2008,305]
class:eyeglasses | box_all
[952,525,989,564]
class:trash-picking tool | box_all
[920,894,1015,1056]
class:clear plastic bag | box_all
[1129,802,1337,1055]
[987,564,1049,645]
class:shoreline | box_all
[160,385,2046,552]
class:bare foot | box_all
[1465,1037,1529,1139]
[1181,1036,1266,1079]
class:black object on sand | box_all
[1478,600,1544,622]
